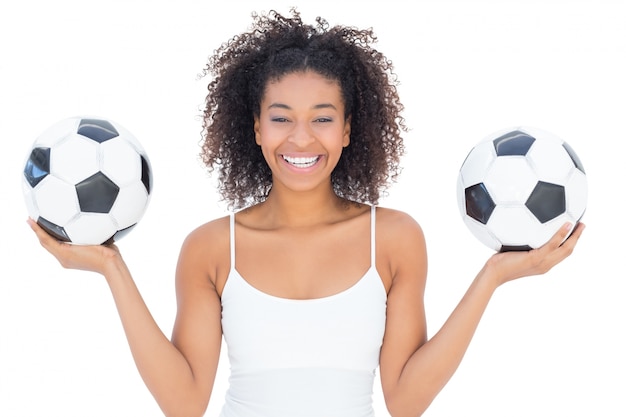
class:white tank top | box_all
[219,205,388,417]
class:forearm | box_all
[104,260,205,417]
[388,267,498,416]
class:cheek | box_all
[256,132,280,164]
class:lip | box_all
[280,154,324,171]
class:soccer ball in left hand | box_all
[22,116,153,245]
[457,126,587,252]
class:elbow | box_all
[159,398,209,417]
[163,407,207,417]
[387,404,426,417]
[385,390,433,417]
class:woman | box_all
[28,9,584,417]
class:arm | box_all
[27,219,224,417]
[377,214,585,417]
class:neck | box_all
[258,184,349,228]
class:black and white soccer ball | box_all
[457,126,587,252]
[23,116,153,245]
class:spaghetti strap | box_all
[230,213,236,266]
[370,205,376,265]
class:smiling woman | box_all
[253,71,351,194]
[26,7,585,417]
[200,10,406,210]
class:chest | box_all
[233,222,372,300]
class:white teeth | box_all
[283,155,319,168]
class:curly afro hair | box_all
[200,9,406,210]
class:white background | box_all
[1,0,624,416]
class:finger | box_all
[540,221,585,265]
[27,218,52,243]
[27,218,50,243]
[558,221,585,251]
[541,222,574,251]
[27,218,68,255]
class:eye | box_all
[271,117,289,123]
[314,117,333,123]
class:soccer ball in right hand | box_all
[457,126,587,252]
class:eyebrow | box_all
[267,103,338,110]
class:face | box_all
[254,71,351,195]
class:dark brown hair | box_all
[200,9,406,209]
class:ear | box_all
[254,116,261,145]
[342,116,351,147]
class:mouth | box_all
[281,155,320,168]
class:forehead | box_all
[262,71,343,105]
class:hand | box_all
[27,218,122,275]
[484,221,586,287]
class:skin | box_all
[28,70,585,417]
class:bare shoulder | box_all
[183,215,230,247]
[376,206,425,246]
[375,207,427,287]
[177,215,231,291]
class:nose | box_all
[288,121,315,147]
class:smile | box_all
[282,155,320,168]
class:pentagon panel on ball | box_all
[22,117,153,245]
[456,126,587,252]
